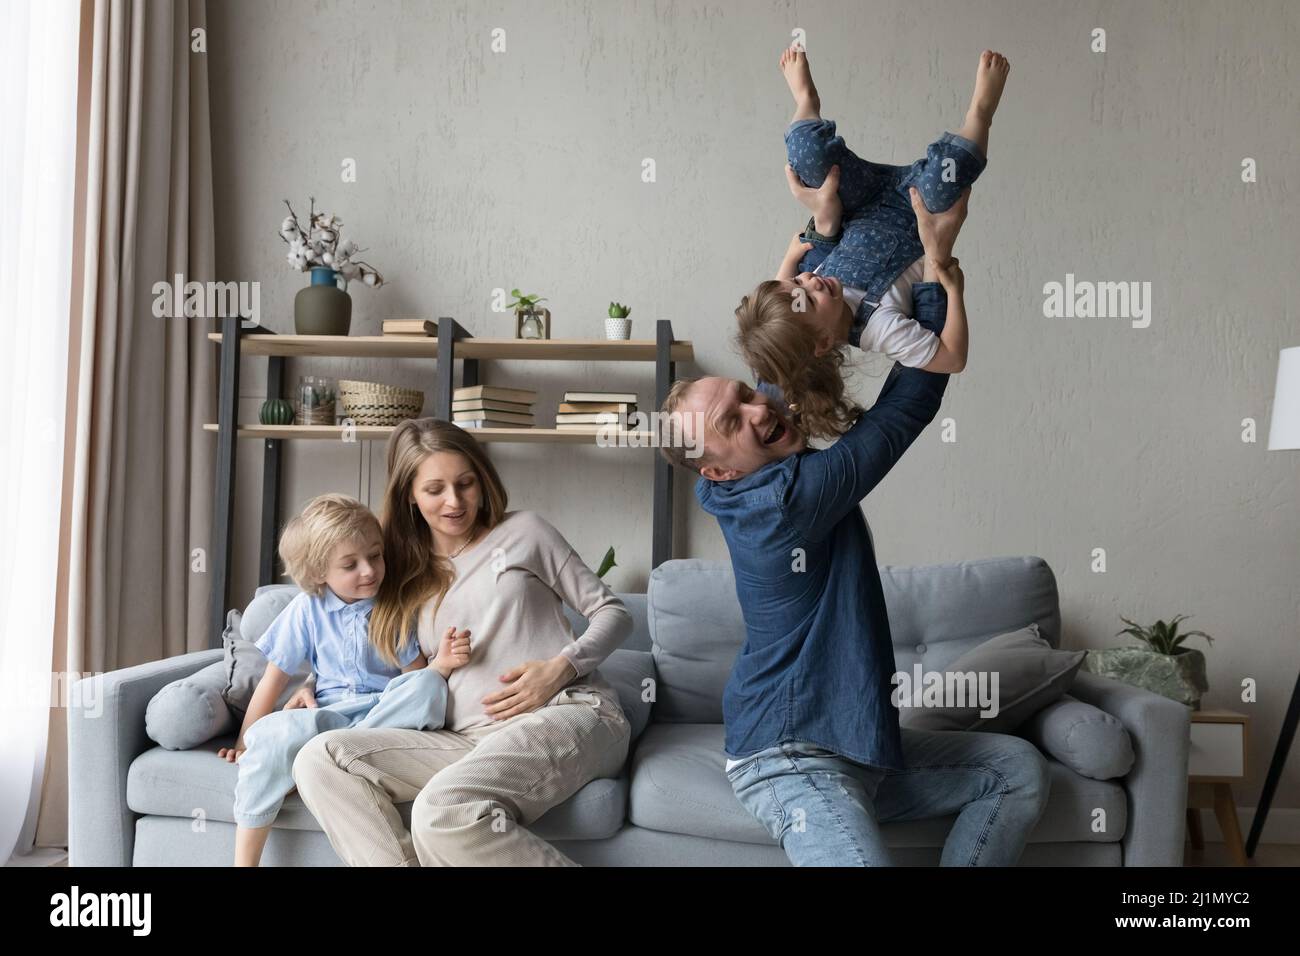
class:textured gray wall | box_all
[208,1,1300,818]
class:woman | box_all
[291,418,632,866]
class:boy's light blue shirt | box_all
[255,586,421,705]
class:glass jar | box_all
[295,375,337,426]
[519,310,544,339]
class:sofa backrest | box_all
[645,556,1062,724]
[562,592,652,652]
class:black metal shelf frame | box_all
[208,315,680,647]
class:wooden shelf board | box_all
[207,333,693,362]
[202,423,659,445]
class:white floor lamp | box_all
[1246,346,1300,857]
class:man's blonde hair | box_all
[658,377,711,474]
[279,493,383,596]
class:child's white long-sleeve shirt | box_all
[815,257,940,368]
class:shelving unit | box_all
[207,314,693,647]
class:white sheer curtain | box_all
[0,0,81,865]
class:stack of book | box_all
[554,391,638,431]
[452,385,537,429]
[382,319,438,338]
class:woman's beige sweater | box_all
[416,510,631,732]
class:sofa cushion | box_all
[144,610,242,750]
[564,593,652,653]
[223,585,314,718]
[145,659,235,751]
[126,736,627,841]
[647,557,1064,724]
[627,722,1126,846]
[896,624,1086,733]
[593,649,656,741]
[1014,693,1136,780]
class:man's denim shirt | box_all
[698,282,951,770]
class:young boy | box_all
[216,493,470,866]
[737,46,1008,440]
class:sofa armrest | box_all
[1068,670,1191,866]
[68,649,224,866]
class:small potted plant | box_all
[507,289,550,339]
[595,547,617,578]
[606,302,632,340]
[1084,613,1214,708]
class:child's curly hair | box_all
[734,280,862,441]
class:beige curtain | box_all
[38,0,217,851]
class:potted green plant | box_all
[1084,613,1214,708]
[595,547,617,578]
[507,289,550,339]
[606,302,632,340]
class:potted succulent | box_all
[606,302,632,340]
[279,196,386,336]
[1084,613,1214,708]
[259,398,294,426]
[507,289,550,339]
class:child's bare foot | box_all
[968,50,1010,124]
[779,45,820,121]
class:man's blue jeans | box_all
[727,729,1050,866]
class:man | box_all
[657,193,1048,866]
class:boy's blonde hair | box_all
[734,280,862,441]
[278,493,383,596]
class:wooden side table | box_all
[1186,709,1250,865]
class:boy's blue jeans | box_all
[727,729,1050,866]
[232,668,445,828]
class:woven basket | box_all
[337,379,425,427]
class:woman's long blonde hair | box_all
[734,280,862,441]
[369,418,509,665]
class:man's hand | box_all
[910,186,970,264]
[786,163,842,236]
[932,256,964,296]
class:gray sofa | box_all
[69,555,1190,866]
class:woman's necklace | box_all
[439,525,481,559]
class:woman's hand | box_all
[481,656,578,721]
[785,163,842,236]
[217,742,245,763]
[909,186,970,264]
